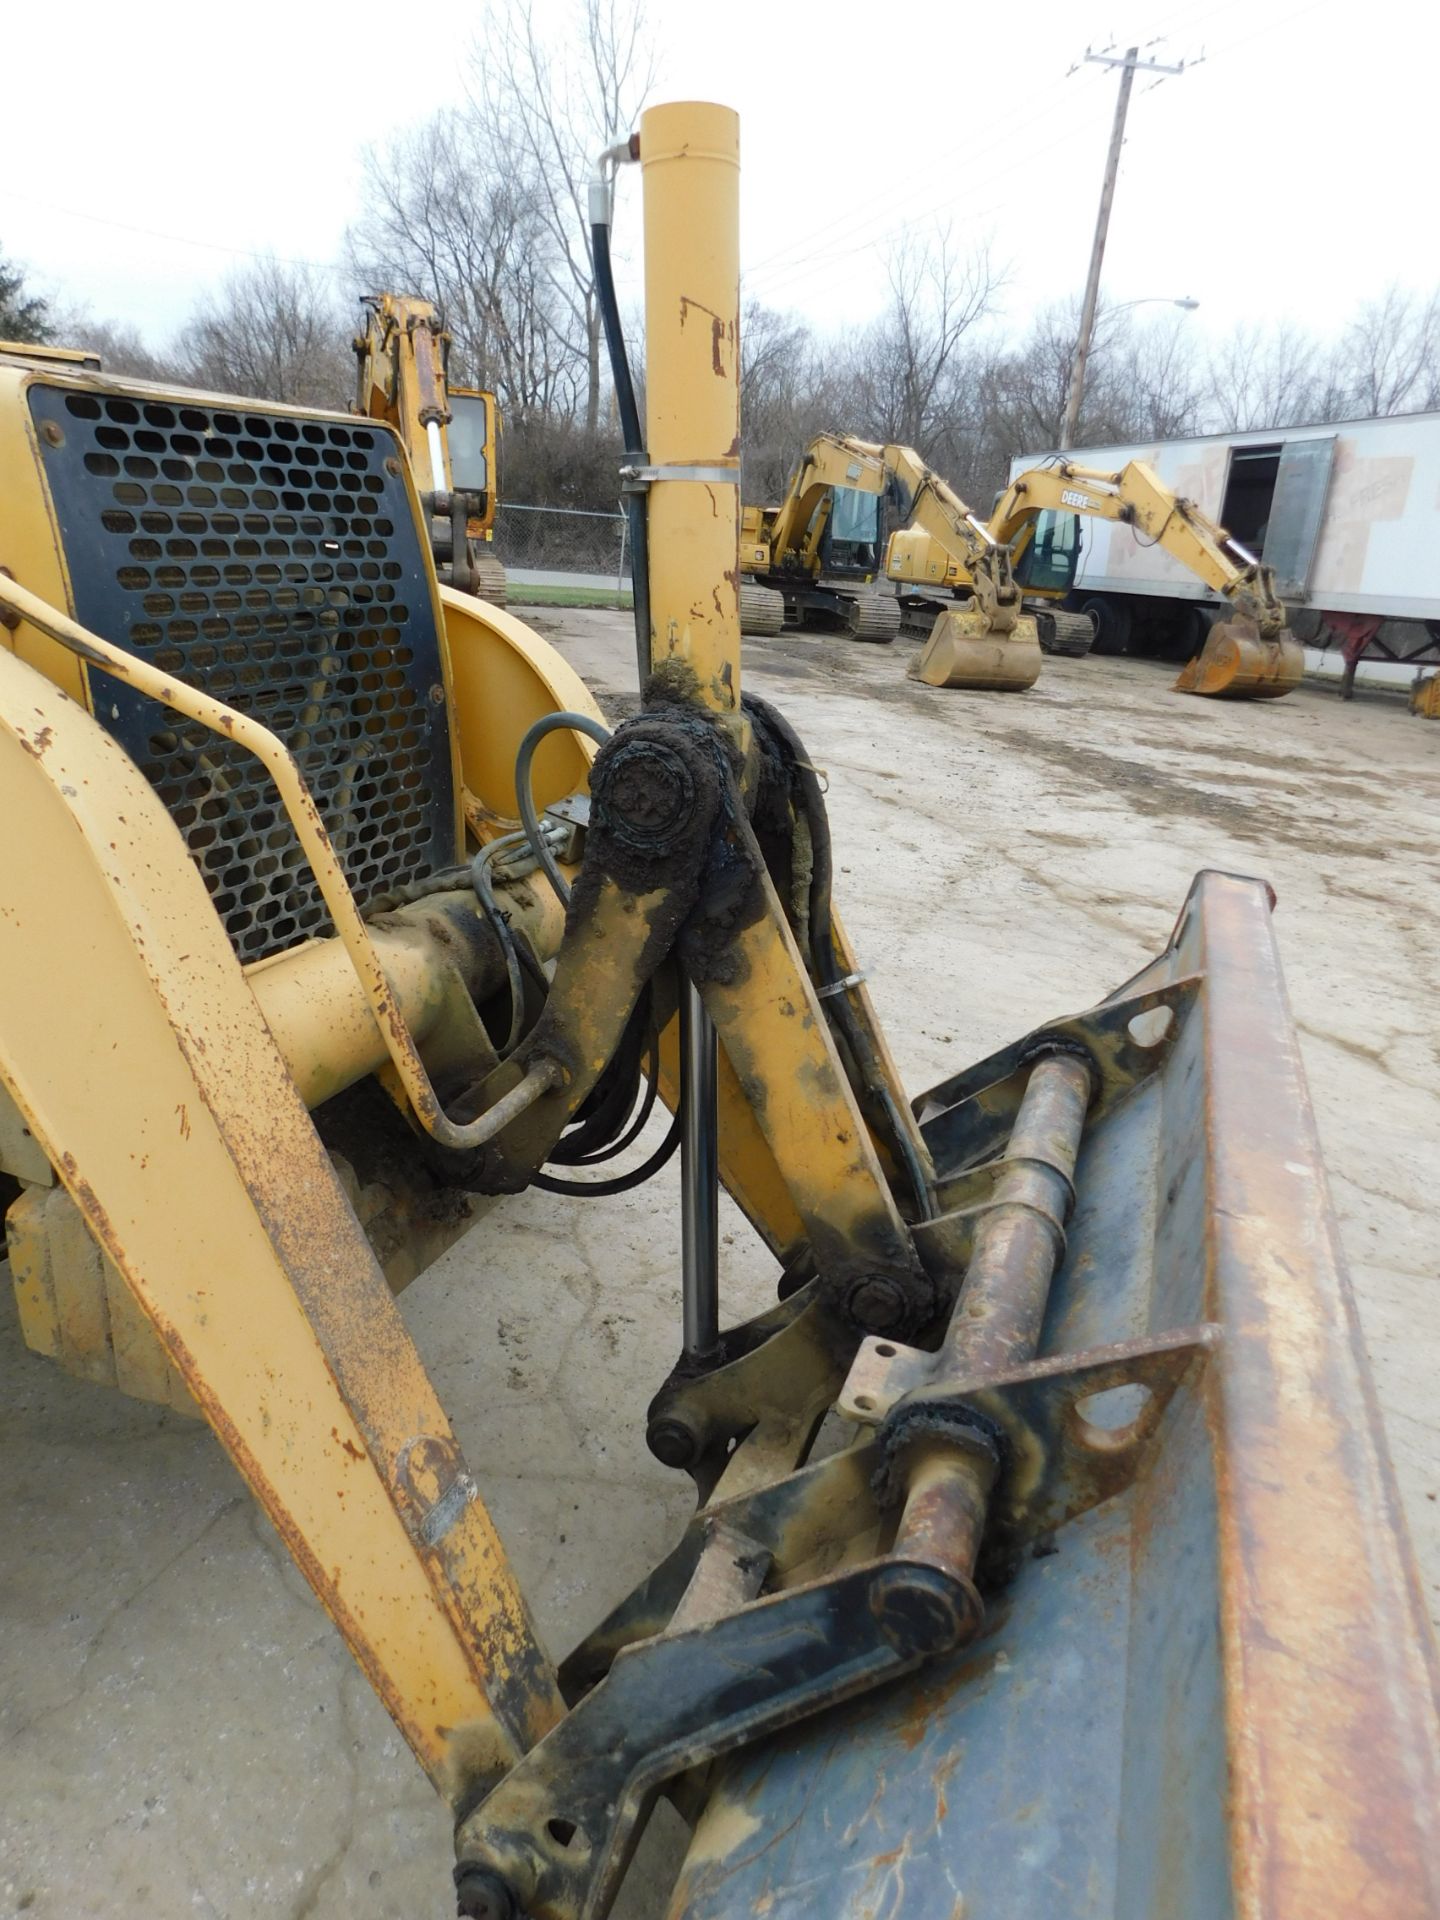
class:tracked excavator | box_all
[1,102,1436,1920]
[890,456,1305,699]
[354,290,509,604]
[741,431,1042,689]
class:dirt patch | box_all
[985,727,1390,859]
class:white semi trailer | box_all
[1012,412,1440,693]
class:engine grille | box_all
[29,382,456,965]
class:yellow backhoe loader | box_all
[889,456,1305,699]
[741,431,1043,689]
[1,101,1436,1920]
[354,290,508,604]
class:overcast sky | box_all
[5,0,1436,352]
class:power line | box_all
[741,106,1101,304]
[741,0,1290,318]
[0,186,350,279]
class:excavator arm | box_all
[993,459,1287,634]
[979,459,1302,699]
[353,292,507,602]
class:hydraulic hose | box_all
[513,710,612,905]
[510,704,681,1189]
[469,837,530,1057]
[591,209,651,690]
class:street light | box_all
[1114,295,1200,314]
[1060,296,1200,450]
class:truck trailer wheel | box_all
[1080,595,1132,657]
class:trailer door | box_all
[1263,436,1335,597]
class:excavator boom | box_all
[990,459,1305,698]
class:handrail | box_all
[0,571,559,1149]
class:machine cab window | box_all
[447,389,494,499]
[1013,508,1082,593]
[822,484,882,575]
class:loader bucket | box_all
[909,608,1042,690]
[1173,614,1304,698]
[669,871,1440,1920]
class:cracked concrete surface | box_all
[2,614,1436,1917]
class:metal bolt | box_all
[41,420,64,447]
[846,1275,909,1333]
[647,1416,700,1470]
[385,455,402,477]
[454,1864,520,1920]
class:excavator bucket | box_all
[1173,614,1305,699]
[909,608,1043,690]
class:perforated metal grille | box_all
[29,383,455,964]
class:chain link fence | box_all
[494,503,631,584]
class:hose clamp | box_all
[619,462,739,488]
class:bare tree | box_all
[45,304,185,382]
[470,0,655,432]
[347,112,580,425]
[1335,284,1440,416]
[177,258,352,409]
[740,299,821,499]
[1203,320,1330,432]
[847,228,1004,451]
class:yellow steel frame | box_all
[0,103,1435,1919]
[0,641,562,1797]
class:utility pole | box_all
[1060,44,1190,450]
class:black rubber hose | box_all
[469,842,528,1056]
[513,709,612,905]
[546,994,650,1163]
[532,1104,681,1196]
[554,1029,662,1167]
[592,215,651,690]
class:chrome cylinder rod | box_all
[680,979,720,1357]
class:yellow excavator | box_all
[2,100,1436,1920]
[889,456,1305,700]
[354,290,508,604]
[741,431,1042,689]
